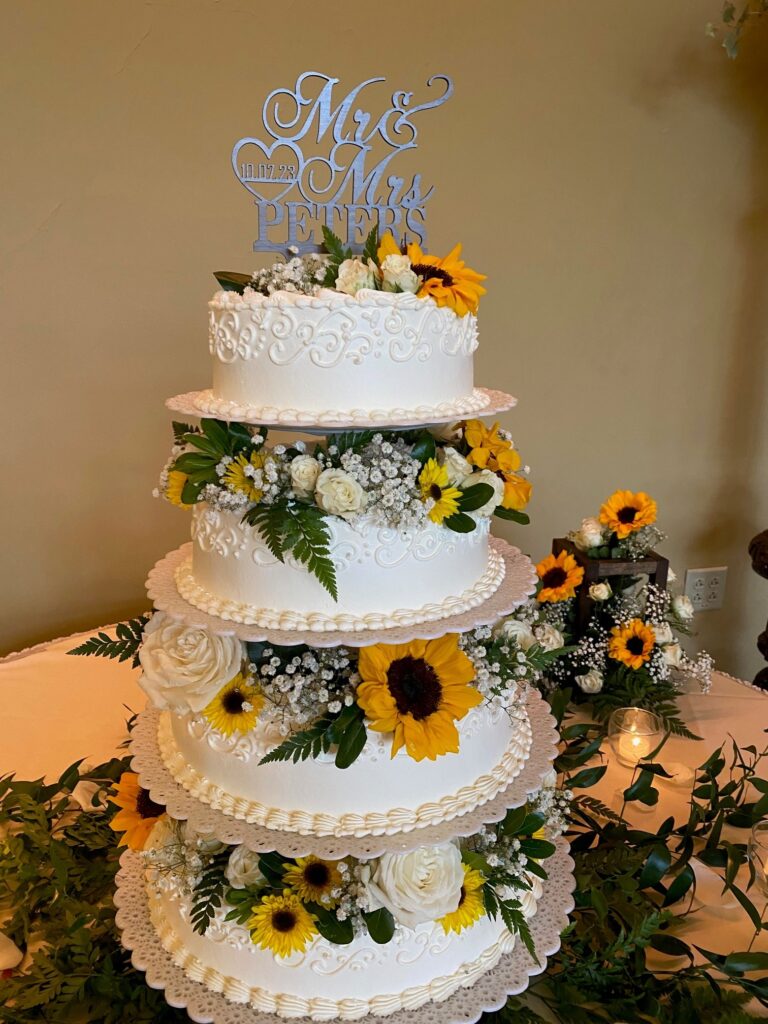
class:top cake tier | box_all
[167,288,515,429]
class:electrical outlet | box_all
[684,567,728,611]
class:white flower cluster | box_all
[245,251,328,296]
[255,646,359,732]
[622,525,667,559]
[529,783,572,838]
[336,435,425,529]
[200,481,250,514]
[330,860,373,925]
[142,819,225,895]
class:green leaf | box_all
[494,506,530,524]
[321,225,349,262]
[638,845,672,888]
[458,482,494,513]
[623,769,659,807]
[332,705,368,769]
[444,511,477,533]
[258,852,288,887]
[567,765,607,789]
[518,837,556,860]
[307,902,354,944]
[723,951,768,974]
[68,615,150,669]
[662,864,695,907]
[259,715,336,765]
[172,420,197,443]
[649,933,692,959]
[363,907,395,944]
[410,430,436,465]
[214,270,252,294]
[190,849,230,934]
[362,224,379,265]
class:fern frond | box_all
[68,615,151,668]
[190,849,230,935]
[259,715,336,765]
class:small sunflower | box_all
[165,469,191,509]
[283,856,342,906]
[202,673,263,736]
[222,451,272,502]
[377,230,402,263]
[407,241,487,317]
[501,473,532,511]
[248,891,318,958]
[419,458,461,524]
[599,490,657,540]
[536,551,585,603]
[608,619,656,670]
[110,772,165,851]
[356,635,481,762]
[439,864,486,934]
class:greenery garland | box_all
[2,702,768,1023]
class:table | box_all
[2,628,767,1001]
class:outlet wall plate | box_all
[684,567,728,611]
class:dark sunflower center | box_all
[617,505,638,524]
[136,787,164,819]
[542,567,567,589]
[304,862,330,888]
[272,909,297,933]
[411,262,454,287]
[625,636,645,655]
[458,885,467,907]
[429,483,443,501]
[386,656,443,721]
[222,687,247,714]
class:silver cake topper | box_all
[232,72,453,254]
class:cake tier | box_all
[146,873,542,1021]
[157,701,532,838]
[208,288,477,419]
[179,505,504,631]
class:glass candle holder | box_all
[608,707,664,768]
[748,821,768,899]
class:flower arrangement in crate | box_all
[495,490,713,737]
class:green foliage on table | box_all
[4,712,768,1023]
[589,664,701,740]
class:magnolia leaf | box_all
[363,907,395,944]
[458,483,494,513]
[494,506,530,524]
[213,270,252,294]
[444,511,477,533]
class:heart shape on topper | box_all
[231,137,305,204]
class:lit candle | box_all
[617,728,652,766]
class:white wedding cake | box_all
[112,222,570,1020]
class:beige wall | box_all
[2,0,767,680]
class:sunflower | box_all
[536,551,585,603]
[110,772,165,851]
[439,864,486,935]
[501,473,532,511]
[283,856,342,906]
[406,241,487,317]
[608,619,656,670]
[599,490,657,540]
[222,451,272,502]
[419,458,461,524]
[356,635,481,762]
[248,891,318,958]
[202,673,263,736]
[377,230,402,263]
[165,469,191,509]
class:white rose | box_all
[381,253,419,293]
[180,822,226,856]
[314,468,366,517]
[576,668,603,694]
[541,767,558,789]
[662,642,684,668]
[442,447,473,486]
[461,469,505,517]
[0,931,23,971]
[290,454,321,497]
[143,816,178,855]
[225,845,265,889]
[335,257,377,296]
[70,779,107,813]
[572,516,605,552]
[500,618,537,652]
[588,582,612,602]
[138,613,244,714]
[534,623,564,652]
[364,843,464,929]
[672,595,695,621]
[654,622,673,645]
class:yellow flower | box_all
[536,551,585,603]
[222,450,272,502]
[283,856,342,906]
[464,420,507,469]
[248,891,318,958]
[419,458,461,524]
[502,473,533,511]
[406,241,487,316]
[110,772,164,851]
[377,230,401,264]
[356,635,481,762]
[202,673,263,736]
[599,490,657,540]
[608,619,656,670]
[165,470,191,509]
[439,864,486,934]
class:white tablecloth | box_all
[2,628,767,994]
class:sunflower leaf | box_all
[444,511,477,533]
[363,907,396,944]
[458,482,494,513]
[494,506,530,524]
